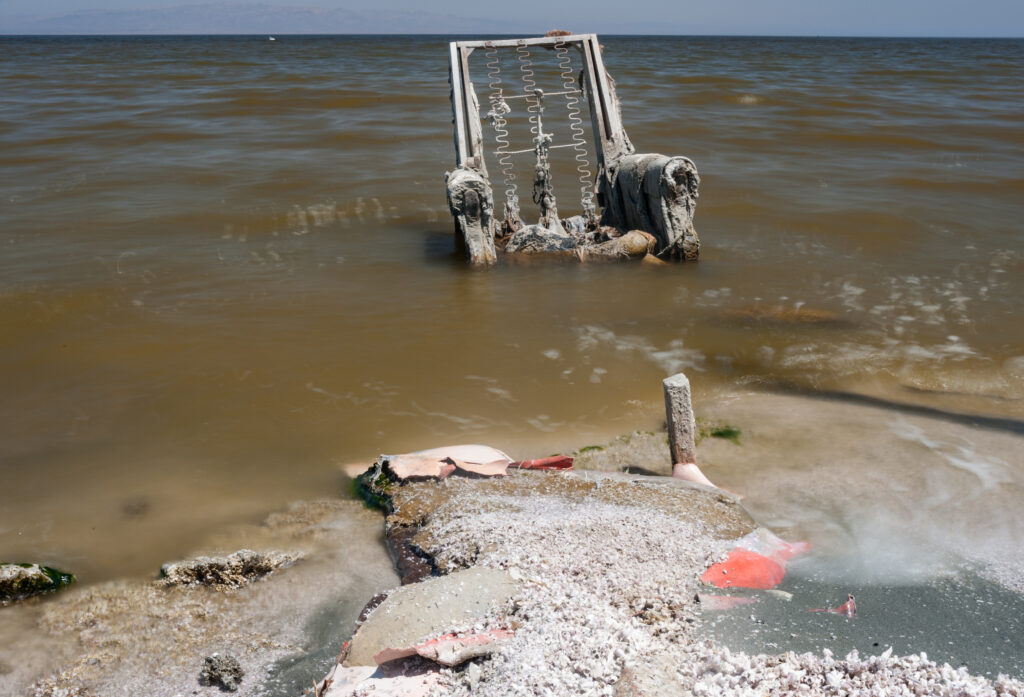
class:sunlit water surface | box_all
[1,36,1021,597]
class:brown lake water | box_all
[1,35,1022,586]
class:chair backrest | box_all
[448,34,633,230]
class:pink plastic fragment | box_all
[409,444,513,464]
[448,458,513,477]
[809,593,856,618]
[383,446,573,480]
[385,445,514,480]
[374,628,513,667]
[386,454,458,480]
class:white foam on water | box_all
[573,325,705,376]
[890,420,1012,491]
[485,386,515,402]
[526,414,564,432]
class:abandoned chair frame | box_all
[444,33,701,265]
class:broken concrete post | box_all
[663,373,697,465]
[445,167,497,266]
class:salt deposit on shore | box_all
[334,468,1024,696]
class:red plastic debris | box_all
[701,548,785,589]
[700,528,810,590]
[511,455,574,470]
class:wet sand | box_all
[0,500,398,697]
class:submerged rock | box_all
[200,653,244,692]
[160,549,299,588]
[504,223,577,254]
[723,304,843,325]
[0,563,75,604]
[578,229,657,259]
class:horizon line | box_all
[2,32,1023,39]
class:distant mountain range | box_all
[0,3,533,35]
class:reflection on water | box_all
[0,36,1022,583]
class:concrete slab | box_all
[344,567,518,667]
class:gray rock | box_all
[345,567,519,666]
[504,223,577,254]
[200,653,244,692]
[0,563,75,604]
[160,549,299,588]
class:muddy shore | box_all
[3,389,1023,696]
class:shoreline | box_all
[317,457,1024,695]
[3,388,1024,696]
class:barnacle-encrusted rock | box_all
[200,653,244,691]
[160,549,299,587]
[0,563,76,604]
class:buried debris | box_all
[343,566,519,667]
[373,628,514,667]
[160,549,300,588]
[315,563,519,695]
[320,657,445,697]
[809,593,857,618]
[445,34,701,265]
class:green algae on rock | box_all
[696,420,742,445]
[353,466,397,513]
[0,563,76,604]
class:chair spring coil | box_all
[485,43,519,220]
[555,40,595,219]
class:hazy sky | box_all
[2,0,1023,36]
